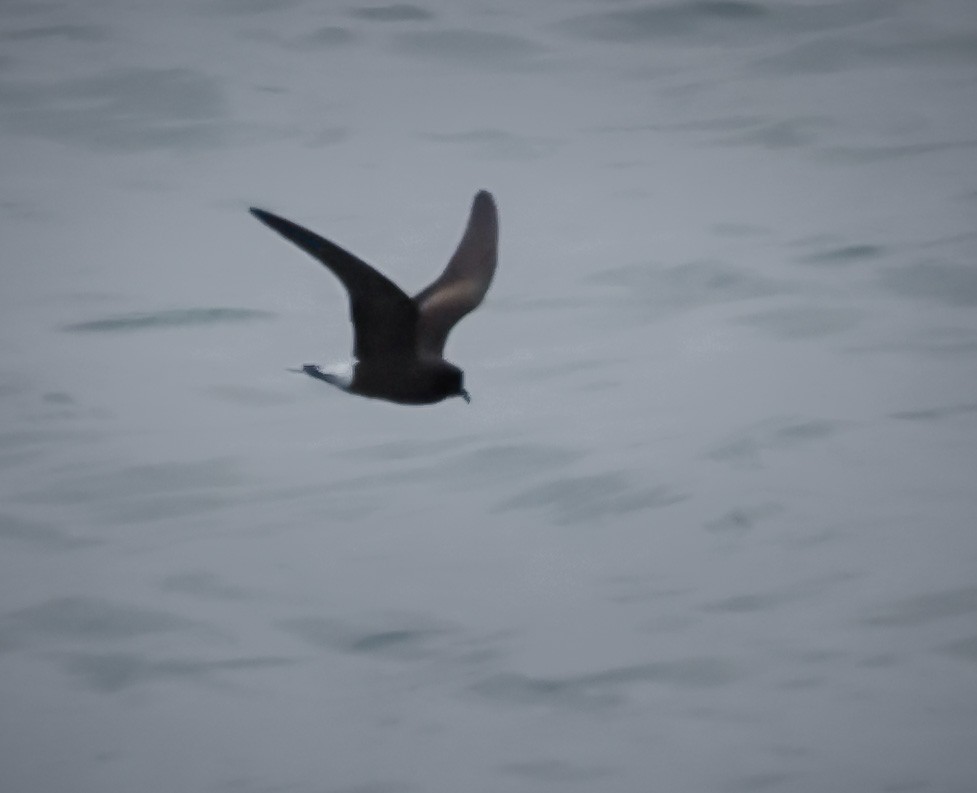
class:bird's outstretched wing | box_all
[250,208,418,362]
[413,190,498,358]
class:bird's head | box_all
[440,364,471,405]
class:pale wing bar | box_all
[413,190,498,357]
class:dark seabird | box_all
[249,190,498,405]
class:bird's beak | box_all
[460,389,471,404]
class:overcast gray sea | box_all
[2,1,977,791]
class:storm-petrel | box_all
[249,190,498,405]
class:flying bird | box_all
[249,190,498,405]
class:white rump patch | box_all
[320,360,354,389]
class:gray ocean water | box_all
[2,1,977,791]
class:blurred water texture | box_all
[2,1,977,791]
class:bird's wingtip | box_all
[471,190,497,218]
[250,207,285,230]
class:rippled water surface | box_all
[2,1,977,791]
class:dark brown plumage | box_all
[249,190,498,405]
